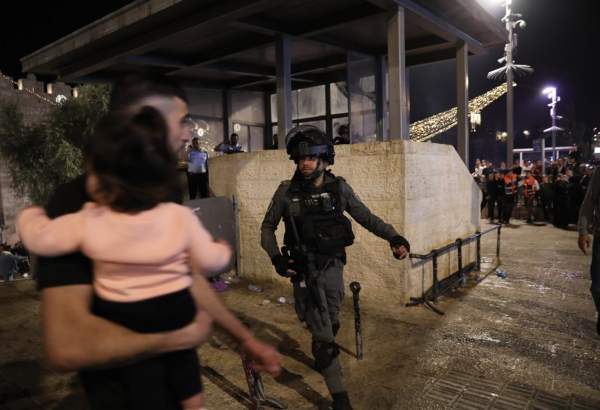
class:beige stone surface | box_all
[2,221,600,409]
[209,140,481,304]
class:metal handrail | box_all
[406,224,502,315]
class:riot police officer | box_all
[260,125,410,410]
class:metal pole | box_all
[541,138,546,175]
[456,238,464,286]
[456,40,469,165]
[431,250,439,302]
[496,225,501,258]
[476,231,481,272]
[506,1,514,166]
[551,99,557,160]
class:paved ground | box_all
[1,220,599,409]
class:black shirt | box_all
[36,175,93,290]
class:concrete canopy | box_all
[21,0,503,91]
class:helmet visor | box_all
[294,141,329,158]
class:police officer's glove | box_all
[390,235,410,260]
[271,255,294,277]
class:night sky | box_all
[1,1,599,166]
[410,0,600,165]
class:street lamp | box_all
[523,130,530,137]
[542,86,563,162]
[487,0,534,167]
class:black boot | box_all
[593,293,600,336]
[331,391,353,410]
[332,322,341,337]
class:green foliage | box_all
[0,84,110,204]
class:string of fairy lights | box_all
[409,82,509,142]
[0,73,57,106]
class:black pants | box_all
[501,194,515,223]
[554,197,570,228]
[187,172,208,199]
[540,198,553,221]
[81,289,202,410]
[487,196,499,221]
[590,237,600,314]
[293,258,346,395]
[524,196,536,222]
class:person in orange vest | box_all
[501,167,518,224]
[522,169,540,223]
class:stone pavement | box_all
[0,220,599,409]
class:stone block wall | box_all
[209,140,481,304]
[0,73,64,243]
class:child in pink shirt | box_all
[18,107,229,410]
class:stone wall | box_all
[0,73,65,244]
[209,140,481,304]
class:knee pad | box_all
[312,341,340,371]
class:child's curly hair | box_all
[84,106,180,212]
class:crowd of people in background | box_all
[0,242,30,282]
[473,151,591,228]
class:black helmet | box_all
[285,125,335,165]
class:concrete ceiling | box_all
[21,0,504,91]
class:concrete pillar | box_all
[375,55,388,141]
[387,7,409,140]
[541,138,546,175]
[222,89,230,143]
[325,83,333,138]
[264,91,273,148]
[456,40,469,165]
[276,34,292,149]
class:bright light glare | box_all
[542,86,556,96]
[477,0,503,8]
[523,130,530,136]
[476,0,504,16]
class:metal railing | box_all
[406,225,502,315]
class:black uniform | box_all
[554,178,571,228]
[261,170,405,397]
[577,168,600,334]
[486,176,503,222]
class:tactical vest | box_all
[283,177,354,255]
[503,174,517,195]
[523,176,537,198]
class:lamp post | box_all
[542,86,563,162]
[487,0,533,167]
